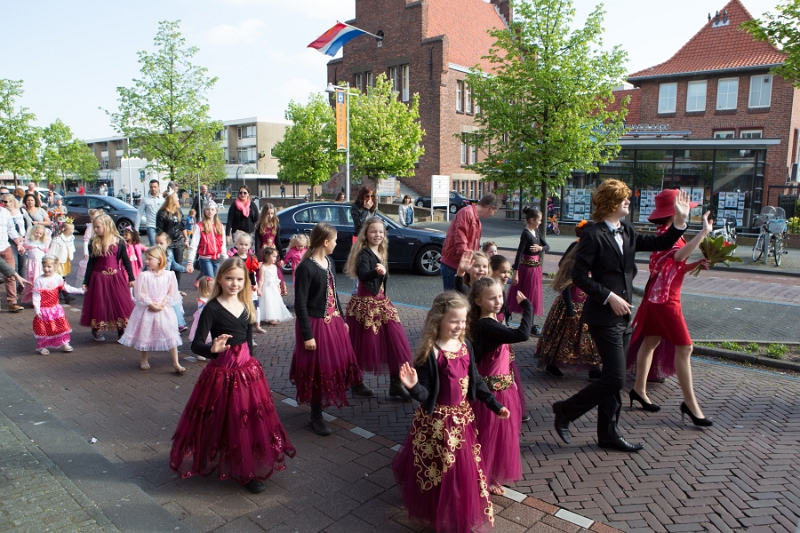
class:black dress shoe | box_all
[351,383,376,397]
[597,437,643,453]
[521,414,531,423]
[245,479,266,493]
[545,365,563,377]
[308,417,332,436]
[552,401,570,444]
[588,368,602,380]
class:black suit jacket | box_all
[572,221,685,327]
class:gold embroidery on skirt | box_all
[410,401,474,491]
[520,259,541,267]
[345,294,400,334]
[483,372,514,391]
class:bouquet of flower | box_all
[689,235,742,276]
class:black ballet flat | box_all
[680,402,713,427]
[629,390,661,412]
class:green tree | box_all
[741,0,800,86]
[37,119,100,185]
[69,141,100,183]
[466,0,628,214]
[0,79,40,186]
[348,74,424,184]
[108,20,223,184]
[272,93,344,201]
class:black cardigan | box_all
[156,209,186,244]
[512,228,550,269]
[472,299,532,363]
[191,299,254,359]
[356,248,387,296]
[225,200,259,239]
[408,339,504,415]
[294,255,343,341]
[83,238,134,286]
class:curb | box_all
[693,345,800,372]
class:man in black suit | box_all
[552,181,690,452]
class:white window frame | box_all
[401,64,410,102]
[658,83,677,113]
[465,85,472,114]
[456,80,464,112]
[470,143,478,164]
[713,130,735,139]
[354,73,363,92]
[686,80,707,112]
[716,78,739,110]
[749,75,772,108]
[365,71,373,88]
[388,66,398,94]
[460,138,467,165]
[740,130,763,139]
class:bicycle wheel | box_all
[752,233,764,261]
[774,235,782,266]
[763,233,770,265]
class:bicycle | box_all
[711,215,737,246]
[752,206,787,266]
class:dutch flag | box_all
[308,22,368,57]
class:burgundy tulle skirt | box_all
[290,315,362,407]
[507,264,544,316]
[393,402,494,533]
[169,343,296,485]
[472,385,522,486]
[345,291,412,375]
[80,270,134,330]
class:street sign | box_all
[377,177,396,199]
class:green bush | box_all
[745,342,760,353]
[766,344,788,359]
[720,341,742,351]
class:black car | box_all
[62,195,141,234]
[277,202,444,275]
[415,191,475,214]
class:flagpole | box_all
[339,21,383,41]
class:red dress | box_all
[626,230,691,380]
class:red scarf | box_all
[235,198,250,218]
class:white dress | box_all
[118,270,183,351]
[259,264,292,323]
[49,234,76,277]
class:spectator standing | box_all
[398,195,414,227]
[280,182,286,198]
[225,186,259,245]
[156,193,188,284]
[2,195,27,289]
[190,184,212,216]
[135,180,162,245]
[22,194,51,231]
[440,193,500,291]
[98,183,108,196]
[0,199,25,312]
[78,185,85,195]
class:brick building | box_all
[326,0,511,197]
[558,0,797,227]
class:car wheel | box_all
[415,245,442,276]
[116,218,133,234]
[449,204,457,214]
[416,200,424,207]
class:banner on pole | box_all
[335,89,348,152]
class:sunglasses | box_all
[239,191,248,195]
[364,194,374,198]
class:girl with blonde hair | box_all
[31,255,84,355]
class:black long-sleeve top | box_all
[356,248,388,296]
[408,339,504,415]
[190,299,254,359]
[559,241,579,315]
[225,200,260,239]
[512,228,549,269]
[156,209,187,244]
[350,203,376,237]
[472,299,532,363]
[83,238,134,286]
[294,255,343,341]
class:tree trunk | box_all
[13,172,17,187]
[539,182,548,218]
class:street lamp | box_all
[325,82,353,202]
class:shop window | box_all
[686,81,706,112]
[658,83,677,113]
[749,75,772,108]
[716,78,738,110]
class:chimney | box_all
[490,0,512,24]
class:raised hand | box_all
[457,250,474,276]
[515,291,527,304]
[674,189,691,226]
[210,334,232,354]
[701,211,712,233]
[398,362,418,389]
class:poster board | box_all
[717,191,746,227]
[377,177,396,199]
[431,175,450,222]
[638,190,659,222]
[567,189,590,221]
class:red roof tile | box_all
[425,0,506,71]
[628,0,785,80]
[607,89,641,124]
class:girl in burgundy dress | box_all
[508,207,549,335]
[345,216,412,401]
[80,215,135,341]
[626,189,713,427]
[255,202,283,260]
[170,257,296,494]
[393,291,510,533]
[290,223,363,436]
[467,277,531,496]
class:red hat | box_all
[647,189,698,222]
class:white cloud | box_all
[214,0,353,21]
[204,18,267,46]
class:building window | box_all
[740,130,763,139]
[101,157,109,169]
[465,85,472,114]
[401,64,410,102]
[101,142,108,152]
[470,143,478,164]
[686,81,706,112]
[366,71,374,88]
[713,130,735,139]
[461,138,467,165]
[658,83,677,113]
[354,73,363,92]
[223,148,229,163]
[238,125,256,139]
[237,147,257,163]
[388,66,398,93]
[716,78,738,110]
[456,80,464,112]
[749,75,772,108]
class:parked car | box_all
[62,195,141,234]
[30,187,61,206]
[277,202,444,275]
[414,191,475,214]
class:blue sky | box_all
[1,0,778,140]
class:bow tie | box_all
[611,227,624,236]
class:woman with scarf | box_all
[225,186,260,246]
[626,189,713,427]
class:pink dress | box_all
[22,240,49,303]
[127,243,148,278]
[283,247,305,283]
[32,275,84,350]
[119,270,182,351]
[189,297,209,342]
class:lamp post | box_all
[325,82,352,202]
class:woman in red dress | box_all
[626,189,713,427]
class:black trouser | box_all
[170,242,184,283]
[560,321,631,441]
